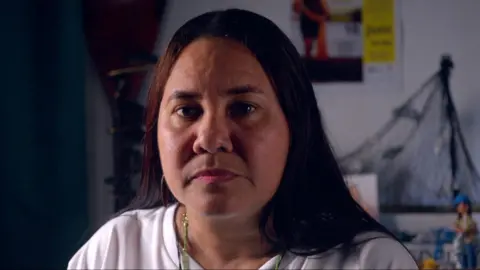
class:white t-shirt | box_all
[462,215,468,230]
[68,204,418,269]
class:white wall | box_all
[86,0,480,230]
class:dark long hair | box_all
[125,9,393,255]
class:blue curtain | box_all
[1,0,88,268]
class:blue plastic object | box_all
[433,228,456,261]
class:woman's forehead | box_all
[164,38,273,95]
[174,39,261,75]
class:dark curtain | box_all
[1,0,88,268]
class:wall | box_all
[86,0,480,230]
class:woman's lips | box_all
[192,169,237,184]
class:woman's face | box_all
[457,202,468,214]
[157,37,290,217]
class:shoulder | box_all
[301,231,418,269]
[67,207,168,269]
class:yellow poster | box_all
[363,0,395,63]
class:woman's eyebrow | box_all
[223,85,264,96]
[167,90,200,103]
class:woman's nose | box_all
[192,113,233,154]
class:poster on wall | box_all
[362,0,397,84]
[291,0,397,84]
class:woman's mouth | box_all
[191,168,237,184]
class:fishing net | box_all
[339,59,480,207]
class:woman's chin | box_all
[194,200,238,217]
[186,197,247,219]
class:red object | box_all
[83,0,161,101]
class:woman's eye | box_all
[175,106,202,119]
[229,102,256,118]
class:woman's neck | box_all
[175,205,273,268]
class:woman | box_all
[453,194,478,269]
[68,9,417,269]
